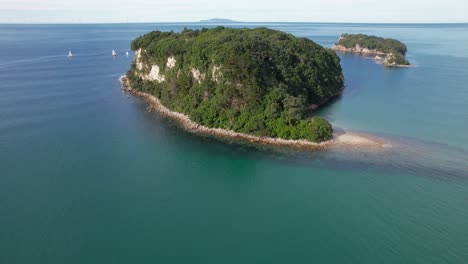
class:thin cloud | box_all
[0,0,466,23]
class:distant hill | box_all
[199,18,238,23]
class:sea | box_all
[1,23,468,263]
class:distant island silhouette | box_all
[199,18,238,23]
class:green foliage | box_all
[337,33,408,55]
[128,27,342,142]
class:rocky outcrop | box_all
[143,65,165,82]
[166,56,176,69]
[212,65,222,83]
[381,53,412,68]
[191,68,205,83]
[135,53,224,84]
[332,44,411,67]
[332,34,411,67]
[135,49,144,70]
[332,44,386,55]
[135,53,177,82]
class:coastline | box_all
[375,59,413,68]
[120,76,387,151]
[332,44,387,56]
[332,44,412,68]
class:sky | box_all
[1,0,467,23]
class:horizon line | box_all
[1,21,468,25]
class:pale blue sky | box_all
[1,0,466,23]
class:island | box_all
[122,27,385,149]
[332,33,410,67]
[200,18,238,23]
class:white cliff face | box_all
[191,68,205,83]
[134,49,165,82]
[347,44,374,54]
[166,56,176,69]
[135,52,226,84]
[212,65,222,83]
[332,44,386,55]
[143,65,165,83]
[136,62,144,71]
[135,49,144,70]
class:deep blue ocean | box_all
[1,23,468,263]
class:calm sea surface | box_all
[1,23,468,263]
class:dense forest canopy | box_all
[127,27,344,142]
[337,33,407,55]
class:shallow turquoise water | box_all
[1,23,468,263]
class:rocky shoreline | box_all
[120,76,387,151]
[332,44,412,68]
[332,44,387,56]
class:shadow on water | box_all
[304,93,344,121]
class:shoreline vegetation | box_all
[121,76,387,151]
[332,33,411,67]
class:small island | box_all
[332,33,410,67]
[200,18,238,23]
[123,27,385,149]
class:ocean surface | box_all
[1,23,468,263]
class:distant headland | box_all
[199,18,238,23]
[332,33,411,67]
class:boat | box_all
[112,49,117,56]
[68,51,73,57]
[125,51,129,57]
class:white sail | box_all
[112,49,117,56]
[68,51,73,57]
[125,51,129,57]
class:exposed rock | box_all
[143,65,165,82]
[135,49,144,70]
[212,65,222,83]
[135,48,142,59]
[332,44,386,55]
[166,56,176,69]
[191,68,205,83]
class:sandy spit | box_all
[120,76,387,151]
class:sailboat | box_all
[125,51,129,57]
[68,51,73,57]
[112,49,117,56]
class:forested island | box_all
[125,27,345,143]
[332,33,410,67]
